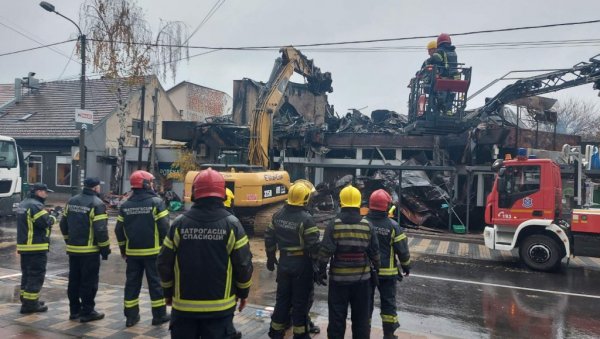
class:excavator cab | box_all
[406,64,472,134]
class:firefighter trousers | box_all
[124,257,166,319]
[170,314,236,339]
[377,278,399,334]
[19,252,47,306]
[269,265,313,339]
[327,279,372,339]
[67,254,100,316]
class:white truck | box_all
[0,135,24,216]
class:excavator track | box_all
[252,202,285,236]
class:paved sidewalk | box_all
[0,275,448,339]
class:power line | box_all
[0,19,80,64]
[183,0,227,45]
[88,18,600,50]
[0,39,76,57]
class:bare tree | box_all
[554,98,600,138]
[79,0,189,193]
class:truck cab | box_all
[484,150,572,271]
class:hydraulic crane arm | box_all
[465,54,600,122]
[248,47,333,169]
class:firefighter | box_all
[431,33,458,78]
[115,170,170,327]
[59,177,110,322]
[157,168,253,339]
[419,40,438,71]
[366,189,411,339]
[316,185,380,339]
[265,182,320,339]
[431,33,459,114]
[224,187,235,213]
[16,183,56,314]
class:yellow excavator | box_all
[183,46,333,235]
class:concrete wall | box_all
[168,82,232,122]
[232,79,330,126]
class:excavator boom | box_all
[248,47,332,169]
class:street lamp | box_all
[40,1,87,190]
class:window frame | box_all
[27,155,43,184]
[55,156,72,187]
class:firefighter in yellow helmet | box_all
[224,188,235,212]
[316,185,380,338]
[265,181,320,339]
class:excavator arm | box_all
[465,54,600,123]
[248,47,332,169]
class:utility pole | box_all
[137,85,146,170]
[79,34,86,186]
[150,87,159,176]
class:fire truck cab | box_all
[484,148,600,271]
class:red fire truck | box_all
[483,147,600,271]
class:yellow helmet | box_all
[427,40,437,50]
[287,182,312,206]
[224,188,234,208]
[339,185,361,208]
[293,179,316,193]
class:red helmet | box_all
[437,33,451,46]
[369,189,392,212]
[193,168,225,200]
[130,170,154,189]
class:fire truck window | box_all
[504,166,540,194]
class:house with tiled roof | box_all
[0,74,184,194]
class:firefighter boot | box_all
[80,310,105,323]
[268,328,285,339]
[152,314,171,326]
[20,301,48,314]
[126,314,141,327]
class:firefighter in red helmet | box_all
[430,33,459,114]
[115,170,170,327]
[158,168,253,338]
[366,189,411,339]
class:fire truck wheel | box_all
[519,234,562,272]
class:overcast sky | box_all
[1,0,600,117]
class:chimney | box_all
[14,78,22,103]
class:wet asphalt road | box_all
[1,216,600,338]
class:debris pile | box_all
[308,154,454,230]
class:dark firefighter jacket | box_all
[59,188,109,255]
[431,44,458,78]
[157,199,253,318]
[16,195,56,253]
[115,189,169,257]
[366,210,411,278]
[265,204,320,272]
[318,208,380,284]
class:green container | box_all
[452,224,466,234]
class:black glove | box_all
[100,247,111,260]
[266,257,278,272]
[401,264,411,277]
[313,262,327,286]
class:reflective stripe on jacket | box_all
[265,204,320,272]
[318,208,380,283]
[157,200,253,318]
[59,188,109,255]
[16,196,55,253]
[115,189,169,257]
[366,211,411,277]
